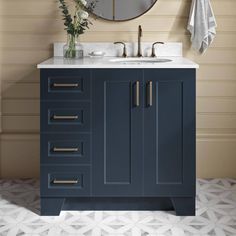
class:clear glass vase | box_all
[63,34,83,59]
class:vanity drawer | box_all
[41,69,90,100]
[41,101,90,133]
[41,166,91,197]
[41,133,91,164]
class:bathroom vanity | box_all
[38,47,198,216]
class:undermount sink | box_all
[109,58,172,63]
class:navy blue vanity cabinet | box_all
[40,68,196,216]
[92,69,143,196]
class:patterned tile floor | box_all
[0,179,236,236]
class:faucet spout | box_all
[137,25,142,57]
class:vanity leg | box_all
[40,197,65,216]
[171,197,195,216]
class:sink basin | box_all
[109,58,172,63]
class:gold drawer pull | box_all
[134,81,140,107]
[53,83,79,88]
[52,115,79,120]
[53,147,79,152]
[147,81,153,106]
[53,179,79,184]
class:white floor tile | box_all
[0,179,235,236]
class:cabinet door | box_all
[92,69,143,196]
[144,69,196,196]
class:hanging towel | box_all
[187,0,217,53]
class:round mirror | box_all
[88,0,157,21]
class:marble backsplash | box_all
[54,42,183,57]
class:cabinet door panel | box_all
[92,69,143,196]
[105,81,132,183]
[144,69,196,196]
[157,80,183,184]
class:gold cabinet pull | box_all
[53,83,79,88]
[52,115,79,120]
[134,81,140,107]
[53,147,79,152]
[147,81,153,106]
[53,179,79,184]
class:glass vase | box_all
[63,34,83,59]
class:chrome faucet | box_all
[137,25,142,57]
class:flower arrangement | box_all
[58,0,96,58]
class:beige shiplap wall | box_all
[0,0,236,178]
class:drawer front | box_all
[41,101,90,133]
[41,69,90,100]
[41,166,91,197]
[41,134,91,164]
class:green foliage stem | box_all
[58,0,95,37]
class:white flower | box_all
[80,0,87,6]
[77,10,89,19]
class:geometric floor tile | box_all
[0,179,236,236]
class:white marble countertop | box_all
[37,56,199,69]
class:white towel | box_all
[187,0,217,53]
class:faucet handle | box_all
[114,42,127,58]
[151,42,164,57]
